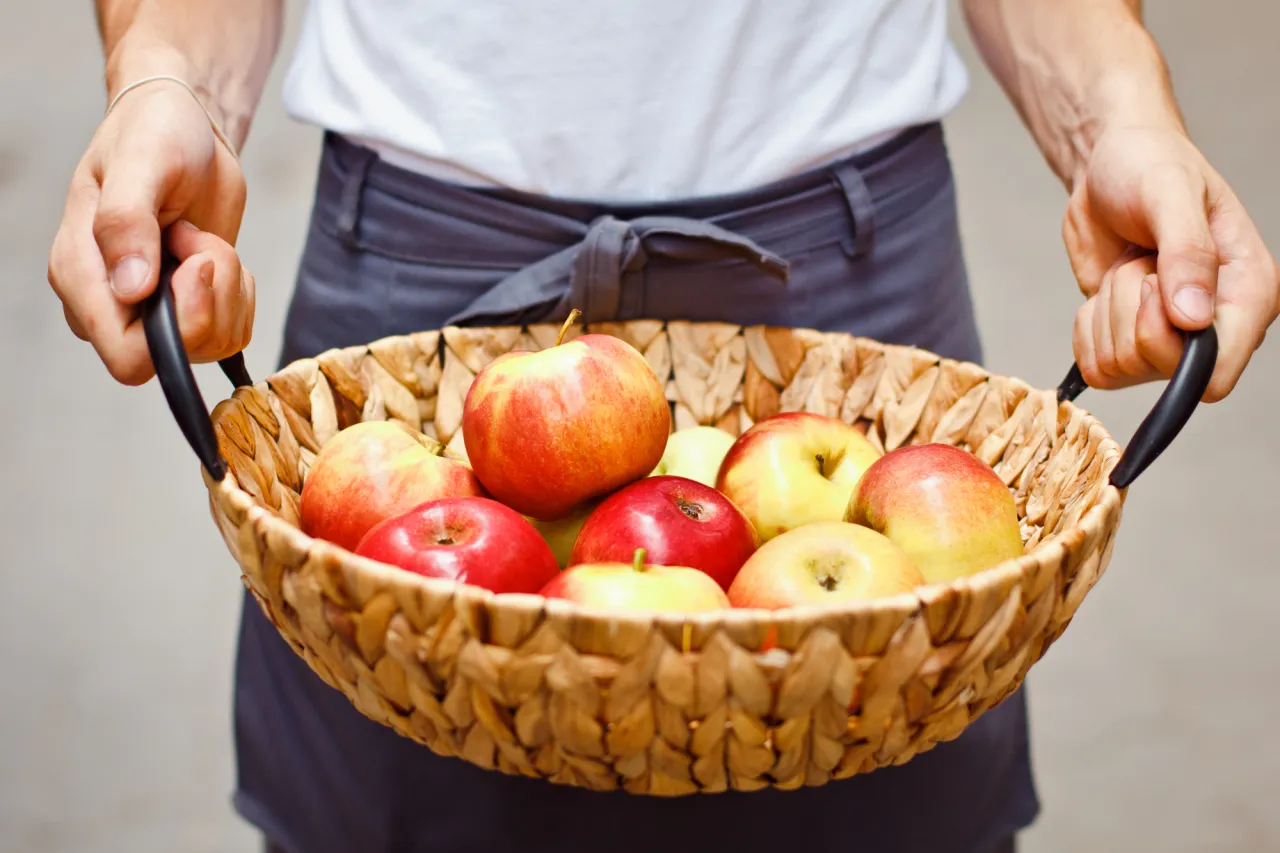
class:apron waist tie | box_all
[445,214,791,328]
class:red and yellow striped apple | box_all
[846,443,1024,584]
[539,548,730,613]
[715,412,882,541]
[726,522,923,609]
[462,313,670,521]
[300,420,486,552]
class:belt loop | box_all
[832,159,876,259]
[334,141,377,251]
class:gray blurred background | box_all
[2,2,1277,852]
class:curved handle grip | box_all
[1056,325,1218,489]
[141,253,254,481]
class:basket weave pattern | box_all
[205,321,1124,795]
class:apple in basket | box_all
[846,443,1025,584]
[525,498,601,569]
[727,522,924,609]
[462,311,671,522]
[540,548,730,613]
[649,425,737,488]
[300,420,486,552]
[354,496,560,594]
[570,475,758,590]
[716,412,882,542]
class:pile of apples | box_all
[300,316,1026,616]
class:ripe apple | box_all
[462,311,671,521]
[570,475,757,590]
[715,412,882,542]
[540,548,730,613]
[300,420,486,552]
[649,425,737,487]
[526,498,601,569]
[727,522,924,609]
[846,443,1024,584]
[354,496,560,594]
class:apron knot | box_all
[446,213,790,329]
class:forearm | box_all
[96,0,284,149]
[962,0,1184,190]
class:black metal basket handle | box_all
[1056,325,1218,489]
[141,252,1218,490]
[141,253,253,481]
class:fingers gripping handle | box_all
[1056,325,1218,489]
[141,253,253,481]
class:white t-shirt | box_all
[281,1,968,202]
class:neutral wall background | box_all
[2,3,1277,851]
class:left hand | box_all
[1062,124,1279,402]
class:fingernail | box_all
[198,259,214,289]
[178,219,200,232]
[1141,276,1156,305]
[1173,285,1213,323]
[109,255,150,298]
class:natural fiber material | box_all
[204,321,1124,795]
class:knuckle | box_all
[1133,319,1162,354]
[1115,342,1149,376]
[93,202,151,245]
[104,351,154,386]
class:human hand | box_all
[48,80,254,386]
[1062,124,1279,402]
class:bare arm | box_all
[961,0,1176,190]
[47,0,284,385]
[961,0,1280,405]
[96,0,284,149]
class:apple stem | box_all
[632,548,647,573]
[556,309,582,346]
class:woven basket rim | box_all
[202,322,1128,634]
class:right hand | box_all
[48,80,254,386]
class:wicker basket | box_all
[140,266,1217,796]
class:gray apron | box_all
[234,125,1034,853]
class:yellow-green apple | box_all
[462,312,670,521]
[726,522,924,609]
[300,420,486,552]
[525,498,601,569]
[715,412,882,541]
[649,425,737,487]
[539,548,730,613]
[570,475,757,590]
[354,496,560,594]
[846,443,1024,583]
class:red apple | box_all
[846,443,1024,584]
[540,548,730,613]
[354,496,560,594]
[727,522,924,610]
[462,312,671,521]
[716,412,882,542]
[300,420,486,552]
[570,475,758,590]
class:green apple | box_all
[650,426,737,488]
[526,499,600,569]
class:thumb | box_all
[91,145,180,305]
[1146,176,1220,330]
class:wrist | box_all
[105,33,254,149]
[1069,32,1187,184]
